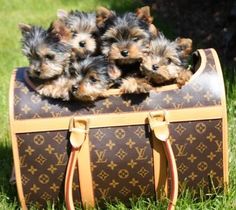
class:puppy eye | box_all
[71,30,77,37]
[167,58,172,65]
[89,75,98,83]
[91,31,98,38]
[179,46,186,50]
[45,54,55,60]
[132,37,139,42]
[107,37,117,44]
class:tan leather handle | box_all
[65,148,78,210]
[65,118,94,210]
[65,113,178,210]
[148,111,178,210]
[163,140,178,210]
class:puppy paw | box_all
[120,77,153,94]
[176,70,192,88]
[120,77,138,94]
[37,85,70,101]
[108,64,122,80]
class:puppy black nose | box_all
[121,50,129,57]
[71,85,78,92]
[79,41,86,48]
[34,69,40,76]
[152,64,159,71]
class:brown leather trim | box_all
[9,70,27,210]
[162,140,178,210]
[65,149,78,210]
[211,48,228,187]
[11,106,224,133]
[149,112,178,209]
[23,49,206,96]
[77,129,95,207]
[152,134,167,198]
[66,119,95,208]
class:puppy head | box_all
[101,12,151,65]
[51,10,98,58]
[141,34,183,84]
[71,56,111,101]
[19,23,71,79]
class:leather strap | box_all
[66,112,178,210]
[65,118,94,210]
[148,111,178,210]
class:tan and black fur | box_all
[19,23,80,100]
[140,34,192,88]
[51,9,99,59]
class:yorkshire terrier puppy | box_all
[96,6,156,79]
[140,34,192,88]
[71,56,114,102]
[19,23,78,100]
[51,9,98,59]
[96,6,157,93]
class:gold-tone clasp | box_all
[148,110,170,141]
[69,118,89,149]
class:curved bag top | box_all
[10,49,225,120]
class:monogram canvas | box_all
[14,49,221,120]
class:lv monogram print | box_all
[89,125,155,206]
[14,49,221,120]
[16,119,224,208]
[170,119,223,194]
[16,131,82,208]
[12,49,226,208]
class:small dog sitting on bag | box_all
[19,6,193,102]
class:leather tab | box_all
[153,123,170,141]
[69,118,89,149]
[148,111,169,141]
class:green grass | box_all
[0,0,236,209]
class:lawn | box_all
[0,0,235,209]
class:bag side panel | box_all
[16,130,82,208]
[170,119,223,193]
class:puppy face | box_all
[71,56,111,101]
[52,10,98,59]
[141,34,183,84]
[19,24,71,79]
[99,9,152,65]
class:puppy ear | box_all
[49,20,71,41]
[18,23,32,35]
[96,7,113,27]
[57,9,68,20]
[175,37,193,48]
[136,6,153,24]
[149,24,159,38]
[175,37,193,58]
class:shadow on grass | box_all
[0,137,18,205]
